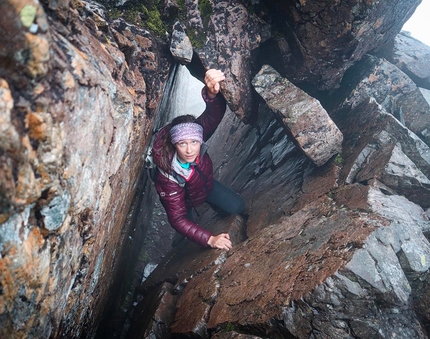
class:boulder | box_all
[182,0,270,120]
[337,55,430,146]
[170,21,193,64]
[334,97,430,210]
[388,32,430,89]
[252,65,343,167]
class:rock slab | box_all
[252,65,343,166]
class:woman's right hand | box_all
[208,233,232,251]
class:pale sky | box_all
[402,1,430,47]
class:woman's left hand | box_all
[204,69,225,98]
[207,233,232,251]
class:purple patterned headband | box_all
[170,122,203,144]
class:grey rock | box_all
[40,192,71,231]
[170,21,193,64]
[338,97,430,209]
[389,32,430,89]
[252,65,343,166]
[338,55,430,145]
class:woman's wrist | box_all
[206,90,217,99]
[207,235,214,248]
[202,87,218,102]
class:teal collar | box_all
[176,158,191,169]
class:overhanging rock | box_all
[252,65,343,167]
[170,21,193,64]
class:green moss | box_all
[188,29,206,49]
[107,8,122,20]
[104,0,168,39]
[177,0,185,19]
[225,323,236,331]
[182,0,213,49]
[146,9,167,37]
[199,0,213,25]
[334,154,343,166]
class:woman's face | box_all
[175,139,201,163]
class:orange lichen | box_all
[26,111,47,141]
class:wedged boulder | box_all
[170,21,193,64]
[387,32,430,89]
[252,65,343,167]
[334,97,430,209]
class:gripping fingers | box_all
[204,69,225,96]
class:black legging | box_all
[186,179,244,221]
[175,181,244,246]
[205,179,244,215]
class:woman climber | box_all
[152,69,244,251]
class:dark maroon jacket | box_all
[152,88,226,247]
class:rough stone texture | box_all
[0,1,171,338]
[256,0,421,91]
[333,97,430,210]
[170,21,193,64]
[387,32,430,90]
[2,0,430,338]
[299,184,430,339]
[190,0,270,121]
[252,65,343,166]
[336,55,430,146]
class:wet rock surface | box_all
[257,0,421,91]
[252,65,343,166]
[386,32,430,89]
[335,54,430,146]
[1,1,170,338]
[1,0,430,338]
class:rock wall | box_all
[0,1,172,338]
[1,0,430,339]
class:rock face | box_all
[0,1,170,338]
[1,0,430,339]
[256,0,421,90]
[386,32,430,89]
[252,65,343,166]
